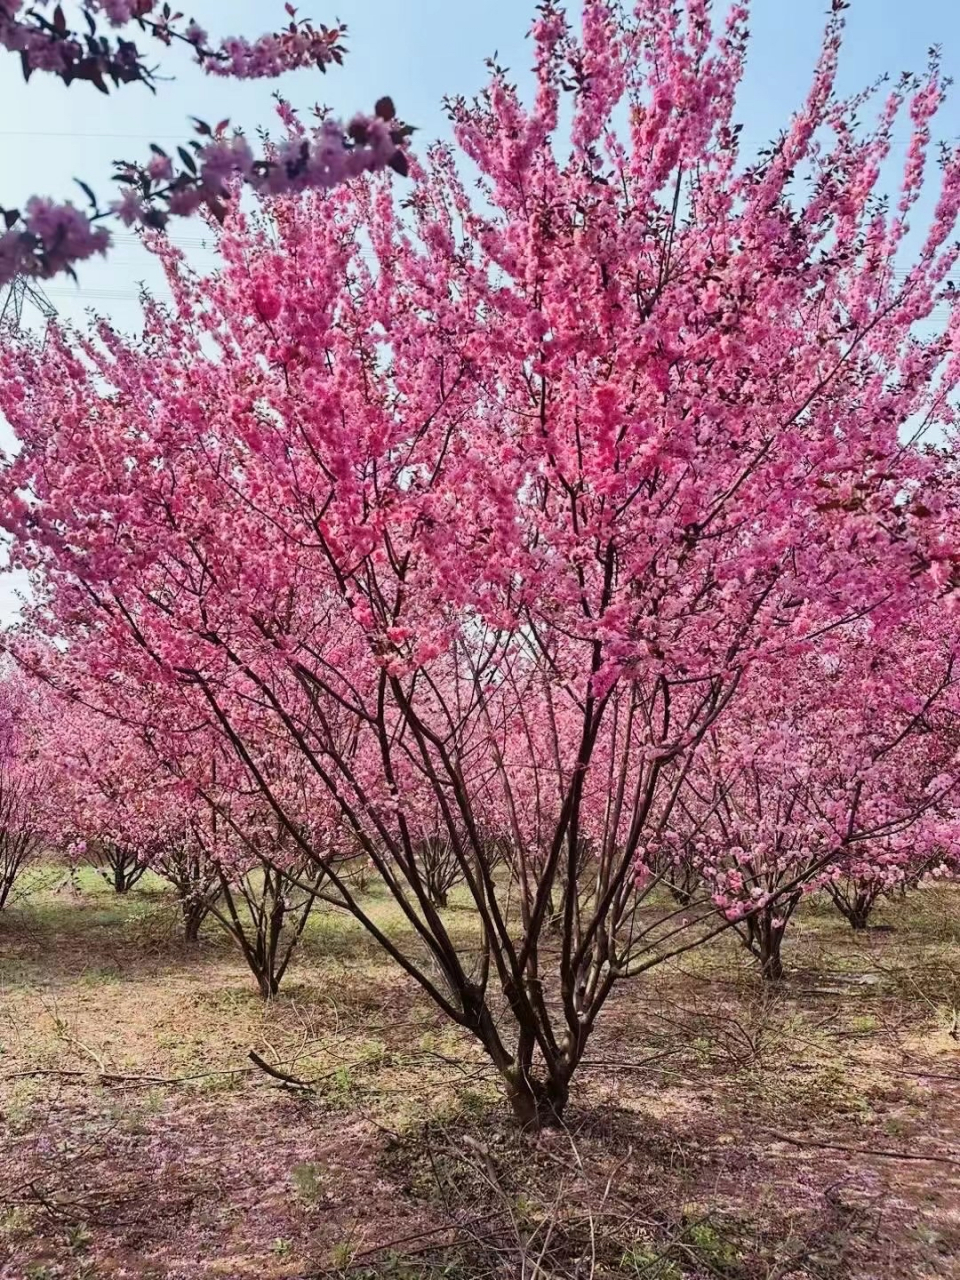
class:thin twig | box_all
[763,1129,960,1167]
[247,1049,315,1093]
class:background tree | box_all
[79,838,148,893]
[204,848,324,998]
[153,830,220,942]
[0,665,50,909]
[42,701,162,892]
[672,608,960,978]
[824,842,954,931]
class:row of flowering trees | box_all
[0,671,336,993]
[0,666,52,908]
[3,608,957,985]
[651,611,960,977]
[3,0,960,1126]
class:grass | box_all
[1,868,959,1278]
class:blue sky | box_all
[2,0,959,332]
[1,0,960,619]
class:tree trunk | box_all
[504,1066,570,1130]
[759,941,784,981]
[744,911,787,982]
[828,885,877,931]
[427,881,448,909]
[545,888,562,933]
[757,917,785,981]
[255,968,281,999]
[844,890,877,930]
[182,900,207,944]
[114,864,128,893]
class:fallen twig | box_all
[248,1049,315,1092]
[309,1214,497,1274]
[763,1128,960,1167]
[1,1064,249,1087]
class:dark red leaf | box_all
[74,179,98,210]
[177,146,198,176]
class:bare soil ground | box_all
[1,868,959,1279]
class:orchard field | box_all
[1,864,958,1280]
[7,0,960,1278]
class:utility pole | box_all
[0,276,57,333]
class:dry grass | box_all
[1,869,958,1278]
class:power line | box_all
[0,130,202,141]
[42,289,153,302]
[113,233,215,247]
[0,128,921,145]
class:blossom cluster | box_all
[0,1,345,83]
[1,106,407,287]
[0,197,111,287]
[0,3,404,285]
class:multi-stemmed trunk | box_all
[413,835,462,911]
[826,881,885,931]
[208,862,323,999]
[742,902,797,982]
[840,896,875,931]
[187,660,744,1127]
[663,857,702,909]
[89,843,147,894]
[0,841,36,910]
[0,767,44,911]
[154,844,220,944]
[504,1065,571,1130]
[181,895,210,944]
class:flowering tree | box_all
[0,1,409,284]
[3,0,960,1124]
[148,828,218,941]
[411,834,465,910]
[188,807,325,997]
[0,665,50,908]
[824,837,958,931]
[39,697,162,890]
[169,736,334,993]
[31,660,334,977]
[661,606,960,978]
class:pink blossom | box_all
[111,188,144,227]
